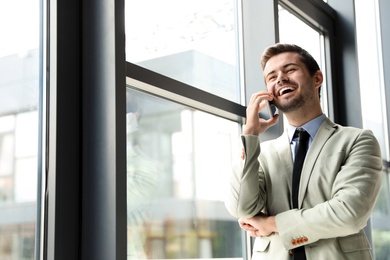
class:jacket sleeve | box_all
[225,135,267,218]
[275,129,383,250]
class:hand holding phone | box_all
[258,100,278,120]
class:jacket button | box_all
[292,236,308,245]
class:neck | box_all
[285,105,323,127]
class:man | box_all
[225,43,382,260]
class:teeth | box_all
[279,87,295,96]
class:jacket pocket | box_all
[253,237,271,252]
[338,233,371,253]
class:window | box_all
[0,0,42,259]
[125,0,339,259]
[278,4,328,116]
[355,1,390,259]
[125,1,245,258]
[125,0,241,103]
[126,87,242,259]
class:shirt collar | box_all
[288,114,326,142]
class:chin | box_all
[277,99,304,113]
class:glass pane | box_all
[371,170,390,260]
[125,0,241,103]
[278,5,328,116]
[126,87,242,259]
[355,1,390,259]
[0,0,41,259]
[355,0,388,160]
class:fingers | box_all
[244,91,276,135]
[257,113,279,130]
[239,218,260,237]
[266,113,280,126]
[238,218,257,232]
[258,99,268,113]
[248,91,276,120]
[249,91,273,111]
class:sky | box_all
[0,0,39,58]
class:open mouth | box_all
[278,86,296,96]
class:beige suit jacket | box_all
[225,118,382,260]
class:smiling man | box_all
[225,43,382,260]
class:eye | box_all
[267,75,276,82]
[287,68,296,73]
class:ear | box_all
[314,70,323,89]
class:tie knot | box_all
[295,128,310,141]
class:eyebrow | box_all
[265,62,299,79]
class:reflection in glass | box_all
[125,0,241,102]
[0,0,41,259]
[126,87,242,259]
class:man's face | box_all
[263,52,321,113]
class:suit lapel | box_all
[276,132,294,199]
[298,118,337,208]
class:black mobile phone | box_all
[258,101,278,120]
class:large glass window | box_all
[0,0,41,259]
[126,87,242,259]
[125,0,241,103]
[355,1,390,259]
[125,2,244,256]
[125,1,345,259]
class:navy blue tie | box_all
[291,128,309,260]
[292,128,310,208]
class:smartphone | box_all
[258,100,278,120]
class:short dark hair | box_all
[261,43,322,97]
[261,43,320,76]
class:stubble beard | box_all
[276,95,305,113]
[276,87,316,114]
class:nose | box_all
[276,72,288,85]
